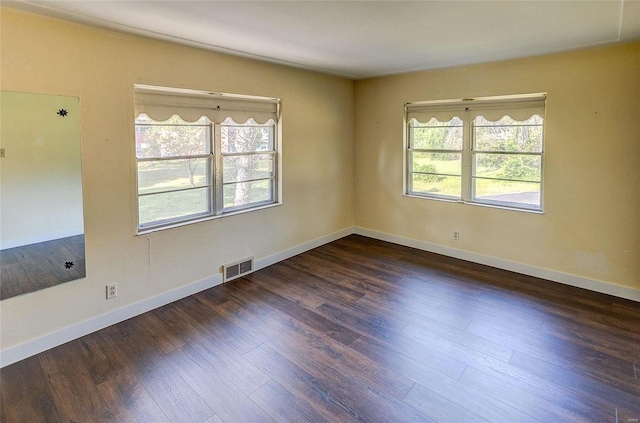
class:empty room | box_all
[1,1,639,422]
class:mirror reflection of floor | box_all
[0,235,85,300]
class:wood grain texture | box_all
[2,234,639,422]
[0,235,86,300]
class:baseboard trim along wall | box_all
[354,227,640,303]
[0,227,353,368]
[1,225,637,368]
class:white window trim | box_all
[404,94,545,213]
[133,85,282,234]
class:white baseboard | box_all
[0,227,353,368]
[254,227,354,271]
[0,273,224,369]
[2,225,637,368]
[1,228,84,250]
[354,227,640,303]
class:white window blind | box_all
[406,94,546,124]
[134,84,279,124]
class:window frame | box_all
[219,119,278,214]
[404,94,545,213]
[134,85,281,234]
[136,117,215,229]
[407,116,464,201]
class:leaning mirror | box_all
[0,91,85,300]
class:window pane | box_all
[139,187,211,226]
[473,178,540,209]
[410,117,463,150]
[223,154,274,183]
[221,119,274,153]
[224,179,272,209]
[474,115,543,152]
[410,174,461,198]
[138,158,211,194]
[135,115,210,159]
[411,152,461,176]
[474,154,541,182]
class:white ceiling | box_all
[7,1,640,79]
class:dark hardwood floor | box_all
[1,234,639,422]
[1,235,86,300]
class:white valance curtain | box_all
[406,94,546,123]
[134,84,280,124]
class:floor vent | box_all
[222,257,254,282]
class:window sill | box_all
[137,202,283,235]
[403,193,544,214]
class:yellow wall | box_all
[0,8,354,350]
[354,42,640,291]
[1,6,639,356]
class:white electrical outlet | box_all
[106,283,117,299]
[453,231,460,240]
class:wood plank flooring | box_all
[1,234,639,422]
[1,235,86,300]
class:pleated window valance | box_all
[134,84,280,124]
[406,94,546,123]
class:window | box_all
[221,117,276,211]
[405,94,545,211]
[134,85,280,232]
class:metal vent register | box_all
[222,257,254,282]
